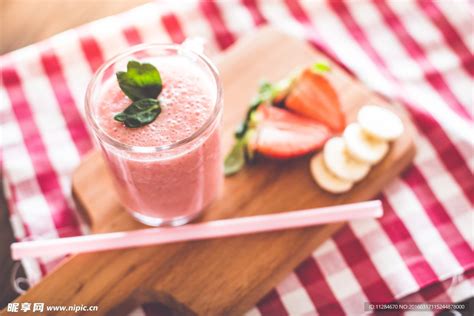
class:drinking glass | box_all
[85,43,223,226]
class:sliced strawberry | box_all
[285,69,345,132]
[250,106,331,159]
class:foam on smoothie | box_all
[96,56,215,147]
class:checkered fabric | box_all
[1,1,472,315]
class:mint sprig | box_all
[116,61,162,101]
[114,98,161,128]
[114,60,163,128]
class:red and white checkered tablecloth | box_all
[1,1,473,315]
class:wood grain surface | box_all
[4,27,416,315]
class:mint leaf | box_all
[116,60,162,101]
[113,60,163,128]
[114,98,161,128]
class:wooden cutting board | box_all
[10,27,415,315]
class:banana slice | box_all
[310,154,354,193]
[358,105,404,141]
[343,123,389,164]
[323,137,371,181]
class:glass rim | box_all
[84,43,222,154]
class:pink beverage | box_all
[85,44,223,226]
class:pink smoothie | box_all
[95,56,222,225]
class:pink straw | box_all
[11,200,382,260]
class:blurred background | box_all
[0,0,151,54]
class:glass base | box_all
[130,210,201,227]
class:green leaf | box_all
[113,113,127,122]
[114,98,161,128]
[258,81,274,100]
[116,60,162,101]
[312,61,331,74]
[234,121,248,139]
[224,139,246,176]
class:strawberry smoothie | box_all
[86,46,223,226]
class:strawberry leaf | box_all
[311,61,331,74]
[224,139,246,176]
